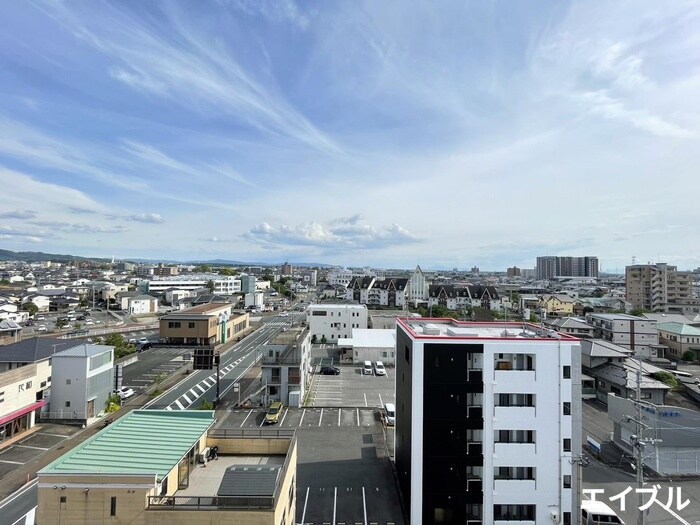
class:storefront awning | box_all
[0,400,47,426]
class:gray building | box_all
[585,313,660,359]
[49,344,114,424]
[240,274,256,294]
[608,393,700,475]
[260,327,311,407]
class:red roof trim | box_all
[0,400,47,426]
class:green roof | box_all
[657,322,700,337]
[40,410,214,481]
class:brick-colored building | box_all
[159,303,249,345]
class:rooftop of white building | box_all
[397,318,580,341]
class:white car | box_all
[128,338,137,344]
[375,361,386,376]
[115,387,135,400]
[279,312,289,317]
[138,337,149,344]
[37,324,47,331]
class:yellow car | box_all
[265,402,283,424]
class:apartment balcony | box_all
[494,406,535,423]
[494,479,536,494]
[494,370,535,386]
[466,477,483,492]
[493,442,536,461]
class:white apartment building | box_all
[408,265,429,303]
[585,313,660,359]
[260,327,311,407]
[307,303,368,343]
[327,269,355,287]
[396,318,581,525]
[145,276,242,295]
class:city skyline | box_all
[1,1,699,269]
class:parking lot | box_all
[214,408,403,525]
[0,425,80,479]
[309,362,395,408]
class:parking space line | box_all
[280,408,289,426]
[37,432,70,439]
[378,393,383,407]
[0,459,24,465]
[364,393,368,407]
[240,411,252,427]
[259,413,266,427]
[357,408,360,426]
[333,486,337,525]
[319,408,324,426]
[362,486,368,525]
[14,444,49,451]
[300,486,309,525]
[299,408,306,426]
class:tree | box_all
[21,302,39,316]
[56,318,69,329]
[194,265,211,273]
[653,371,679,389]
[105,394,121,413]
[262,274,275,283]
[218,268,238,276]
[311,334,317,344]
[682,350,696,362]
[206,280,215,293]
[199,400,214,410]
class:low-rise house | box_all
[260,327,311,407]
[37,411,297,525]
[656,322,700,361]
[541,294,577,316]
[0,320,22,345]
[544,317,595,338]
[126,294,159,315]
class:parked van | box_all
[581,500,624,524]
[363,361,373,375]
[375,361,386,376]
[384,403,395,426]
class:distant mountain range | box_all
[0,249,105,263]
[0,250,335,268]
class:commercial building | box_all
[159,304,249,346]
[536,256,599,279]
[37,410,297,525]
[395,318,581,525]
[626,263,699,314]
[145,276,242,295]
[0,338,69,445]
[260,326,311,407]
[338,328,396,365]
[585,313,660,359]
[307,303,368,344]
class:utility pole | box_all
[635,358,644,525]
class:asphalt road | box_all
[144,315,297,410]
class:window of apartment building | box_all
[495,430,535,443]
[493,505,535,521]
[168,321,181,328]
[110,496,117,516]
[563,438,571,452]
[65,401,71,408]
[494,466,535,480]
[66,379,71,385]
[496,393,535,407]
[563,365,571,379]
[563,475,571,488]
[563,402,571,415]
[563,511,571,525]
[405,345,410,364]
[188,322,195,329]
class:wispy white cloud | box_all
[221,0,310,31]
[128,213,164,224]
[244,219,421,251]
[0,209,38,219]
[38,1,340,155]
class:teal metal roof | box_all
[657,322,700,337]
[40,410,215,481]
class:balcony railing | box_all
[147,495,273,510]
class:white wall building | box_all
[245,291,264,309]
[127,294,159,315]
[146,276,241,295]
[408,265,429,302]
[395,318,581,525]
[260,327,312,407]
[327,269,355,287]
[49,344,114,424]
[586,313,660,359]
[337,328,396,365]
[307,303,368,343]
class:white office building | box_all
[307,303,368,343]
[395,318,581,525]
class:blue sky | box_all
[1,1,699,271]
